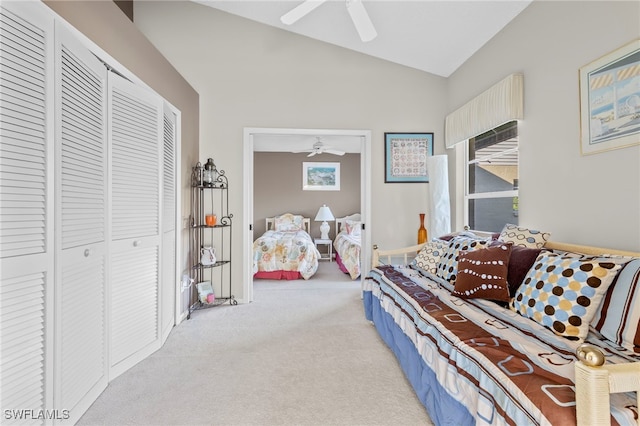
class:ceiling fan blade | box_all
[291,149,313,153]
[307,151,317,157]
[346,0,377,42]
[281,0,326,25]
[324,149,345,156]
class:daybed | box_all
[252,213,320,280]
[364,227,640,425]
[333,213,362,280]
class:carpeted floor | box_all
[78,262,433,425]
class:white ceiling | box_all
[192,0,532,78]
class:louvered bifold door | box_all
[161,105,177,342]
[54,22,108,424]
[0,3,53,423]
[108,71,163,378]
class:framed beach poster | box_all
[384,132,434,182]
[579,39,640,155]
[302,162,340,191]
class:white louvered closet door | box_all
[0,3,54,421]
[108,72,163,378]
[54,22,108,422]
[161,105,177,342]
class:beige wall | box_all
[447,0,640,251]
[253,153,361,238]
[44,0,200,277]
[134,1,447,301]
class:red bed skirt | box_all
[335,252,349,275]
[253,270,302,280]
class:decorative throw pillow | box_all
[435,235,490,282]
[345,219,361,237]
[511,252,622,341]
[411,239,448,276]
[590,258,640,352]
[499,223,550,249]
[506,245,542,296]
[452,242,512,302]
[274,213,304,232]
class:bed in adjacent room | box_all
[333,213,361,280]
[252,213,321,280]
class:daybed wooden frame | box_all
[371,238,640,426]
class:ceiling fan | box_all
[280,0,377,42]
[293,137,346,157]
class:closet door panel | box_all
[58,245,105,410]
[161,107,176,340]
[110,242,158,366]
[55,22,108,420]
[0,3,53,420]
[108,73,162,376]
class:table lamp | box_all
[314,204,334,240]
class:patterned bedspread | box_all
[333,230,361,279]
[252,229,320,279]
[363,264,639,425]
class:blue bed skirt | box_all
[363,291,473,426]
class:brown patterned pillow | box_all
[452,242,512,302]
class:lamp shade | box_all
[314,205,335,222]
[315,205,334,240]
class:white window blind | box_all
[445,73,524,149]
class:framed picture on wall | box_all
[579,39,640,155]
[302,162,340,191]
[384,132,434,183]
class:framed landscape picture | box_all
[384,132,434,183]
[579,39,640,155]
[302,162,340,191]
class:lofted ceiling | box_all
[192,0,533,78]
[192,0,532,153]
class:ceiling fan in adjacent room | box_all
[280,0,377,42]
[293,137,346,157]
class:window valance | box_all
[445,73,524,149]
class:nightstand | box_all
[314,238,333,262]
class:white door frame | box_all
[243,127,372,302]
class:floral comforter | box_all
[252,229,320,279]
[334,230,361,279]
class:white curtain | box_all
[445,73,524,148]
[427,155,451,239]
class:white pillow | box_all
[345,219,361,236]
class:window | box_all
[465,121,518,232]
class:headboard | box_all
[265,216,311,233]
[336,213,361,234]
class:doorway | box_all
[243,127,372,302]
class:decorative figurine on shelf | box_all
[200,246,216,266]
[192,162,204,187]
[203,158,216,187]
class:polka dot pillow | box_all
[511,251,622,341]
[499,223,550,249]
[411,239,448,276]
[435,235,490,282]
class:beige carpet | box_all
[78,262,433,425]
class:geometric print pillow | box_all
[452,242,512,302]
[435,235,490,283]
[499,223,550,249]
[511,251,622,341]
[590,258,640,352]
[411,239,449,276]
